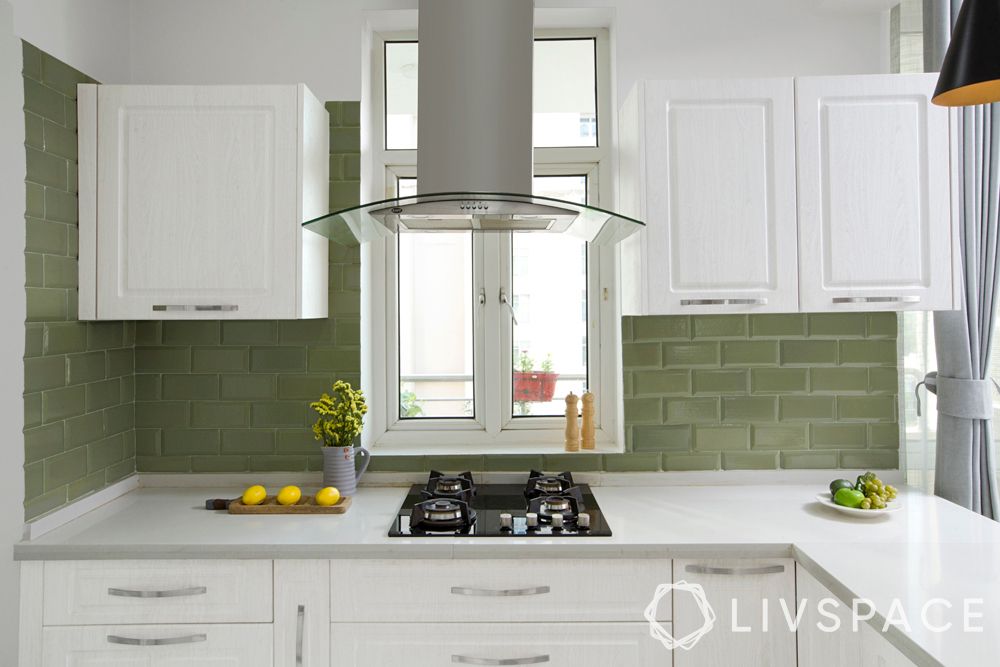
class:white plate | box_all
[815,492,901,518]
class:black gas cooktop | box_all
[388,470,612,537]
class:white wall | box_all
[1,2,25,661]
[127,0,888,102]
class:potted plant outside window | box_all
[513,352,560,403]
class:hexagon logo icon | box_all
[643,581,716,651]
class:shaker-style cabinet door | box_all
[628,78,799,314]
[795,73,956,312]
[79,84,329,320]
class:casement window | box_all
[362,29,622,452]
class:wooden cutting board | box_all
[228,495,352,514]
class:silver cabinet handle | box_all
[107,634,207,646]
[152,305,238,312]
[108,586,207,598]
[685,564,785,576]
[452,655,550,665]
[680,298,768,306]
[831,296,920,304]
[451,586,550,597]
[295,604,305,667]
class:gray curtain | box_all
[921,0,1000,518]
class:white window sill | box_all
[368,440,622,456]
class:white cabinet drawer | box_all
[330,559,671,622]
[42,623,272,666]
[331,622,665,666]
[43,560,273,625]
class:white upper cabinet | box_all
[795,73,957,312]
[78,84,329,320]
[619,79,799,315]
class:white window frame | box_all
[361,28,623,454]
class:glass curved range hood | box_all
[302,191,644,247]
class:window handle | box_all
[499,288,519,325]
[478,288,486,306]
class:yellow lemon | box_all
[276,485,302,506]
[314,487,341,507]
[241,485,267,506]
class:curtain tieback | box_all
[916,371,997,419]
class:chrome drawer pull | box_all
[680,298,768,306]
[452,655,550,665]
[152,305,238,312]
[450,586,550,597]
[831,296,920,304]
[108,586,207,598]
[685,564,785,576]
[296,604,305,667]
[107,634,207,646]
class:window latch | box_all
[478,288,486,306]
[499,288,519,326]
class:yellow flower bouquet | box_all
[310,380,368,447]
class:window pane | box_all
[533,39,597,148]
[385,41,418,150]
[512,176,589,417]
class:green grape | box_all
[860,499,872,510]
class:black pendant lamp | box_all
[932,0,1000,106]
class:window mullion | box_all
[498,232,514,427]
[478,234,502,434]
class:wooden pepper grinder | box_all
[581,391,596,450]
[564,392,580,452]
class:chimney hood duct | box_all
[302,0,643,246]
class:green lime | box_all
[833,488,865,509]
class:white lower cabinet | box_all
[861,623,917,667]
[797,566,862,666]
[673,558,797,667]
[41,623,272,666]
[330,623,664,666]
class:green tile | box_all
[162,429,220,456]
[779,396,835,420]
[135,374,161,400]
[335,319,361,346]
[780,340,838,365]
[839,450,899,469]
[694,425,748,451]
[330,182,361,211]
[249,455,309,471]
[276,429,318,454]
[330,127,360,152]
[343,154,361,180]
[692,369,747,395]
[25,488,68,520]
[24,393,42,428]
[839,340,896,365]
[191,347,249,372]
[40,52,93,95]
[24,112,43,148]
[868,367,899,393]
[191,456,249,473]
[104,458,136,484]
[662,452,720,471]
[750,314,805,337]
[722,451,778,470]
[665,398,719,424]
[780,451,840,469]
[162,374,219,400]
[722,397,777,422]
[103,404,134,435]
[278,375,336,400]
[368,455,429,472]
[603,453,662,472]
[663,342,719,367]
[807,313,867,337]
[23,78,66,123]
[26,218,67,254]
[869,423,900,449]
[750,368,807,394]
[42,385,85,422]
[24,462,44,503]
[251,347,307,372]
[135,430,160,456]
[25,252,43,287]
[541,454,603,472]
[325,101,341,125]
[25,146,67,189]
[25,324,45,358]
[622,342,661,367]
[25,355,66,392]
[838,396,896,421]
[341,101,361,127]
[624,398,661,423]
[44,447,87,489]
[26,182,44,216]
[867,313,898,337]
[811,423,868,449]
[192,402,250,428]
[22,41,42,80]
[252,402,308,427]
[135,401,189,427]
[278,320,334,344]
[751,424,807,449]
[24,423,64,463]
[107,349,134,378]
[162,321,220,345]
[120,375,135,403]
[692,315,747,338]
[43,186,77,223]
[44,323,87,354]
[85,378,120,411]
[483,455,547,471]
[632,316,690,341]
[222,321,278,345]
[64,411,105,448]
[41,254,77,288]
[722,341,778,366]
[135,347,191,372]
[632,370,690,396]
[68,471,110,501]
[135,322,162,345]
[631,425,692,452]
[308,348,360,372]
[220,374,276,400]
[26,287,66,322]
[42,119,77,160]
[136,455,192,472]
[810,367,868,393]
[87,435,124,473]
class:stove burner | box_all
[409,497,476,533]
[421,470,477,504]
[528,486,585,524]
[524,470,575,500]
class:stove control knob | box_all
[551,514,564,529]
[577,512,591,530]
[499,513,513,530]
[526,512,538,529]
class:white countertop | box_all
[15,483,1000,666]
